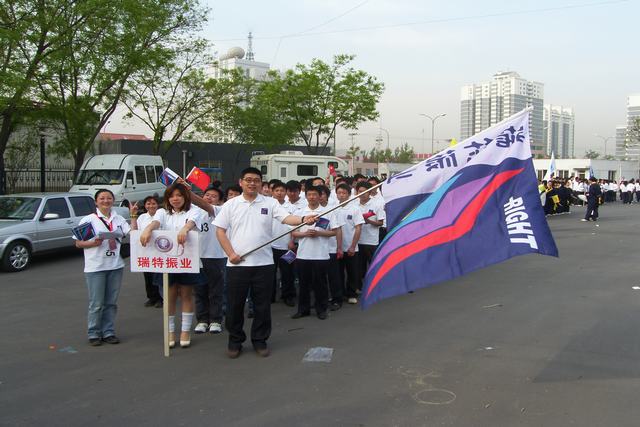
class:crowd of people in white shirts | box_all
[75,169,388,358]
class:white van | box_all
[70,155,165,207]
[250,151,349,182]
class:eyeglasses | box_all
[242,178,261,184]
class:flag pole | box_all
[162,272,170,357]
[239,181,384,258]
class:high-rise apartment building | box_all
[623,94,640,161]
[461,71,544,155]
[615,126,627,160]
[543,105,574,158]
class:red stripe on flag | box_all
[366,168,523,298]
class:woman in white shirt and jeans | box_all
[140,183,199,348]
[75,189,132,346]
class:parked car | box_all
[0,193,130,272]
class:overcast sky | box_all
[113,0,639,156]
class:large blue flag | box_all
[362,109,558,308]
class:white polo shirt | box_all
[358,199,386,245]
[75,209,131,273]
[338,204,365,252]
[153,207,200,231]
[283,197,307,215]
[296,206,337,260]
[214,194,291,267]
[271,200,292,251]
[319,203,343,254]
[194,206,226,259]
[136,211,156,231]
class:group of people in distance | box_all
[75,168,387,359]
[539,175,640,222]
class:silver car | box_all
[0,193,130,272]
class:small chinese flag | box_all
[186,166,211,191]
[328,164,337,177]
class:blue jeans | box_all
[85,268,124,339]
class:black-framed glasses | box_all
[242,178,261,184]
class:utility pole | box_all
[419,113,447,154]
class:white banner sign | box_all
[130,230,200,273]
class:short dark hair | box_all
[316,184,330,197]
[204,187,224,200]
[285,180,301,192]
[241,167,262,179]
[142,195,160,205]
[163,183,191,213]
[353,173,366,181]
[312,177,325,185]
[336,183,351,193]
[355,181,372,191]
[305,185,321,196]
[94,189,115,200]
[225,185,242,197]
[272,181,286,191]
[368,176,380,184]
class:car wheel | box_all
[2,241,31,272]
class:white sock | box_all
[169,315,175,333]
[181,312,194,332]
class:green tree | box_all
[123,39,238,156]
[393,143,415,163]
[584,149,600,159]
[262,54,384,154]
[36,0,207,174]
[217,71,299,149]
[0,0,106,192]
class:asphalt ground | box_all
[1,202,640,426]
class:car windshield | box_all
[0,197,41,220]
[75,169,124,185]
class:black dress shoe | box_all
[144,299,155,307]
[284,298,296,307]
[89,338,102,346]
[329,302,342,311]
[291,311,310,319]
[255,347,271,357]
[227,347,242,359]
[154,300,163,308]
[317,311,328,320]
[102,336,120,344]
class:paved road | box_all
[1,202,640,426]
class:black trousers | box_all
[585,199,599,220]
[327,253,343,303]
[340,251,361,297]
[358,244,377,280]
[296,259,329,314]
[195,258,226,324]
[143,272,162,302]
[226,265,274,350]
[272,248,296,301]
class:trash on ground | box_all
[632,286,640,290]
[58,346,78,354]
[48,344,57,350]
[287,327,304,333]
[302,347,333,363]
[482,303,502,309]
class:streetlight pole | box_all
[419,113,446,154]
[379,127,390,151]
[595,134,614,157]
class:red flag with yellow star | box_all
[186,166,211,191]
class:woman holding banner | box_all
[140,183,200,348]
[74,189,132,347]
[130,195,163,308]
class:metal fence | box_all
[5,169,75,194]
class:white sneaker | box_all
[209,322,222,334]
[347,297,358,304]
[194,322,208,334]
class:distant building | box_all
[543,105,574,158]
[210,33,270,81]
[623,94,640,161]
[615,125,627,160]
[461,71,544,156]
[533,158,637,181]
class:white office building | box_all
[461,71,545,156]
[623,94,640,161]
[210,33,270,81]
[543,105,574,158]
[615,125,627,160]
